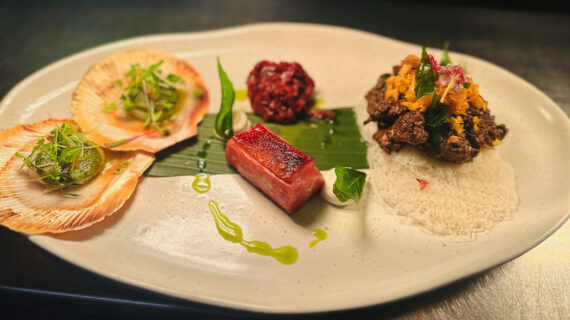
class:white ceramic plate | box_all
[1,23,568,313]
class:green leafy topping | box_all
[463,82,470,89]
[440,41,451,66]
[214,58,235,140]
[113,162,130,175]
[64,192,81,197]
[332,166,366,203]
[102,103,118,113]
[114,79,123,88]
[120,60,183,134]
[425,96,448,128]
[193,88,203,100]
[424,93,448,158]
[18,122,104,188]
[414,47,437,99]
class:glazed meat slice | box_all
[365,74,408,127]
[225,124,324,214]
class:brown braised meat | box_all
[373,128,402,153]
[389,111,429,145]
[372,111,428,153]
[365,74,408,127]
[365,63,508,164]
[463,108,509,149]
[438,132,480,164]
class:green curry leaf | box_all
[332,166,367,203]
[440,41,451,66]
[414,47,437,100]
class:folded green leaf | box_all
[414,47,437,99]
[214,58,235,140]
[332,166,366,203]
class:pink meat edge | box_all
[225,139,324,214]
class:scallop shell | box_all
[72,50,209,153]
[0,119,155,234]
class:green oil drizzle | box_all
[192,173,211,193]
[196,136,214,172]
[313,98,325,110]
[235,89,248,102]
[208,200,298,265]
[309,228,328,248]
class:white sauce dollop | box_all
[232,110,252,135]
[320,168,355,206]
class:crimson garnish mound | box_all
[247,61,332,124]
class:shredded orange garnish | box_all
[466,78,487,110]
[385,59,416,102]
[473,116,480,131]
[384,57,486,116]
[492,139,502,147]
[437,86,469,115]
[450,116,464,134]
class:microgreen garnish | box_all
[102,131,156,149]
[440,41,451,66]
[214,58,235,140]
[332,166,366,203]
[102,103,118,113]
[113,162,130,175]
[193,88,203,100]
[120,60,182,134]
[414,47,437,100]
[114,79,123,88]
[18,122,104,188]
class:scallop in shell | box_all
[0,119,155,234]
[72,50,208,153]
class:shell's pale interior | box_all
[0,119,155,234]
[72,50,208,153]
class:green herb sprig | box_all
[16,122,104,188]
[214,58,235,140]
[119,60,183,135]
[424,93,448,157]
[332,166,366,203]
[440,41,451,66]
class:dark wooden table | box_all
[1,1,569,319]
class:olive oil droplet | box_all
[309,228,328,248]
[192,173,211,193]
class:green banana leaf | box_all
[146,108,368,177]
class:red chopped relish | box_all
[247,61,318,124]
